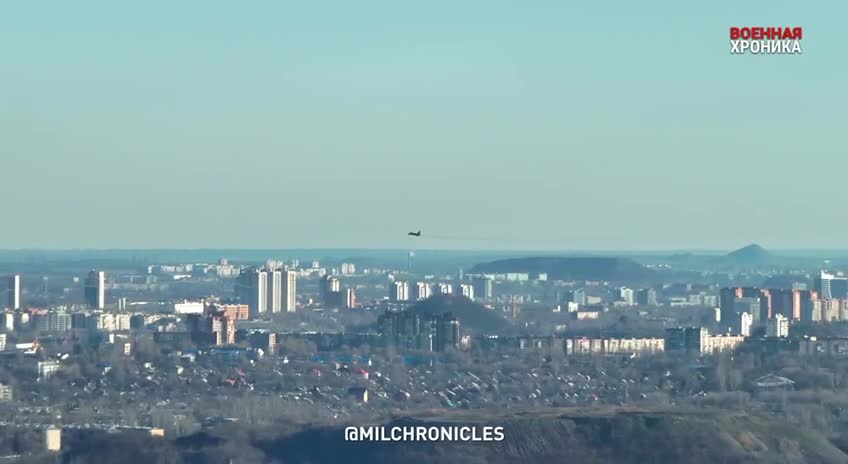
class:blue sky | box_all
[1,1,844,250]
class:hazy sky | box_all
[1,1,844,250]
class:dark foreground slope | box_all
[258,409,846,464]
[471,257,654,282]
[56,408,848,464]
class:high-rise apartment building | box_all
[389,281,409,302]
[766,314,790,337]
[84,271,106,309]
[235,269,268,317]
[268,269,282,313]
[799,290,820,322]
[770,289,801,320]
[186,310,237,346]
[457,284,475,301]
[378,310,460,352]
[720,287,772,332]
[411,282,432,301]
[471,276,493,301]
[344,288,357,309]
[434,312,461,351]
[34,310,72,332]
[619,287,634,305]
[6,275,20,310]
[815,271,848,300]
[636,288,658,306]
[282,270,297,312]
[340,263,356,275]
[212,303,250,320]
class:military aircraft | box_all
[408,230,421,237]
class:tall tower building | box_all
[766,314,790,337]
[318,275,344,307]
[636,288,658,306]
[344,288,357,309]
[390,281,410,302]
[434,313,460,351]
[412,282,432,301]
[235,269,268,317]
[770,289,801,320]
[322,275,341,294]
[283,270,297,312]
[799,290,819,322]
[6,275,20,310]
[619,287,634,305]
[457,284,475,301]
[471,276,493,301]
[268,269,282,313]
[720,287,773,332]
[815,270,848,300]
[562,289,587,306]
[84,271,106,309]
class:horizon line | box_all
[0,246,846,254]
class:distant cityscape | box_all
[3,245,848,460]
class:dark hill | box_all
[409,294,510,333]
[726,244,770,264]
[471,257,654,281]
